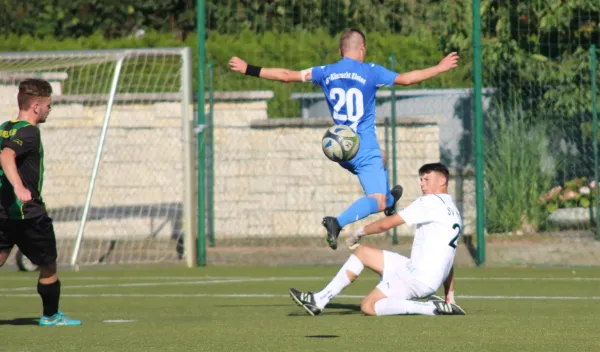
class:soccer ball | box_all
[321,125,360,162]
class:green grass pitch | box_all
[1,266,600,352]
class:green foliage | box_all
[206,0,450,37]
[0,30,470,117]
[206,29,470,117]
[0,0,468,117]
[0,0,597,117]
[0,0,195,39]
[581,121,600,141]
[0,1,451,39]
[441,0,600,125]
[484,102,556,234]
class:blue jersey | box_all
[311,58,398,150]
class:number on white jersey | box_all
[448,223,461,249]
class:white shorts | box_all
[375,250,435,299]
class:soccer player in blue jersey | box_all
[229,28,459,250]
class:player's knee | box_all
[353,245,367,262]
[346,270,358,282]
[0,251,9,267]
[39,262,57,279]
[361,298,377,316]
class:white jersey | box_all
[397,193,462,291]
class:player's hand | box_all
[228,57,248,74]
[346,229,365,250]
[437,52,459,73]
[14,185,32,203]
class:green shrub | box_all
[0,30,471,117]
[484,102,555,233]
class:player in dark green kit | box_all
[0,78,81,326]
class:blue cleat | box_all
[39,310,82,326]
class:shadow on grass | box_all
[0,317,39,326]
[288,302,363,317]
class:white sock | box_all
[374,298,437,316]
[446,290,455,304]
[314,254,364,309]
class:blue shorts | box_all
[339,147,388,196]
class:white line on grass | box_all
[2,276,600,291]
[1,293,599,300]
[103,319,136,323]
[458,277,600,281]
[0,276,269,281]
[457,295,600,300]
[3,275,600,281]
[0,277,327,292]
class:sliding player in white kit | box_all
[289,162,465,316]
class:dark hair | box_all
[17,78,52,110]
[418,162,450,183]
[339,28,366,54]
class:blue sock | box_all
[337,197,379,228]
[384,168,394,208]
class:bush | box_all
[0,30,471,117]
[484,102,555,233]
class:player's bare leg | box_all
[290,245,384,315]
[353,245,384,274]
[360,287,387,316]
[369,193,387,212]
[444,266,456,303]
[0,250,10,266]
[364,285,463,316]
[351,249,463,316]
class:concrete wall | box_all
[0,98,185,242]
[0,90,475,243]
[212,98,475,238]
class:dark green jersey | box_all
[0,120,46,219]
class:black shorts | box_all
[0,214,57,266]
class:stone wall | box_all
[0,98,185,242]
[0,90,475,244]
[211,99,475,239]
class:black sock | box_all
[37,280,60,317]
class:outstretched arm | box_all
[346,214,406,249]
[228,56,310,83]
[394,52,459,86]
[364,213,405,235]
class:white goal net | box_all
[0,48,196,268]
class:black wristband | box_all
[245,64,262,77]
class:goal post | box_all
[0,48,197,268]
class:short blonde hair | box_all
[339,28,366,55]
